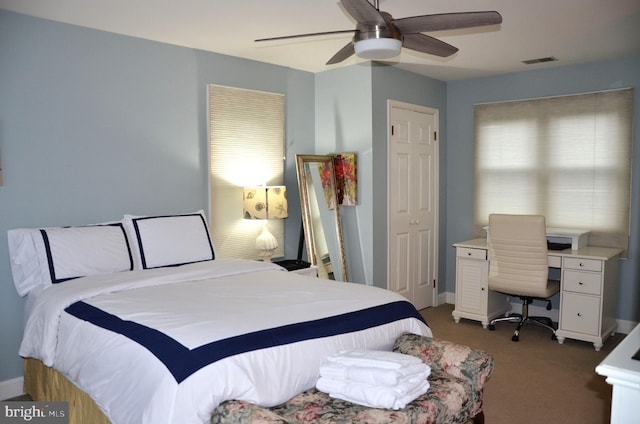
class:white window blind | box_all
[208,85,285,260]
[473,88,633,256]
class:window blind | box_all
[473,88,633,256]
[208,85,285,260]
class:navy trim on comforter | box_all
[65,300,426,383]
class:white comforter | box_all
[20,259,431,424]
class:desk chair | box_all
[487,214,560,342]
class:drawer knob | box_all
[468,252,472,256]
[577,313,583,317]
[578,281,584,285]
[579,262,585,267]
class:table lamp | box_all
[243,186,288,262]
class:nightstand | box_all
[274,259,318,278]
[289,265,318,278]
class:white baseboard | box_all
[615,319,637,334]
[442,292,455,305]
[0,376,24,400]
[441,291,637,335]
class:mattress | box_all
[20,259,431,424]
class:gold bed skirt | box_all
[23,358,111,424]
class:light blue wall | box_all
[283,71,317,256]
[371,65,447,290]
[315,64,373,284]
[0,10,315,382]
[446,56,640,322]
[313,64,447,288]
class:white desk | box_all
[596,324,640,423]
[452,238,622,350]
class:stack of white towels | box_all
[316,349,431,410]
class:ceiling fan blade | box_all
[340,0,386,25]
[394,11,502,34]
[256,29,354,42]
[326,41,356,64]
[402,33,458,57]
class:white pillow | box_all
[41,224,133,283]
[7,228,50,297]
[7,223,133,296]
[123,211,215,270]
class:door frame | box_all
[386,99,440,308]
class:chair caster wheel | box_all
[488,324,495,331]
[511,334,519,342]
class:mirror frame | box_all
[295,154,348,282]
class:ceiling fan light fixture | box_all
[354,38,402,60]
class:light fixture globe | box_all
[354,38,402,60]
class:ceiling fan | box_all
[255,0,502,65]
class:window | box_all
[473,88,633,255]
[208,85,285,259]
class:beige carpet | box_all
[421,303,625,424]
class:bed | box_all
[8,211,431,424]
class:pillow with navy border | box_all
[40,223,133,284]
[130,212,215,269]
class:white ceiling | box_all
[2,0,640,81]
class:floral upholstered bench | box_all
[211,333,494,424]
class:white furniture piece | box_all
[483,226,590,251]
[452,238,510,329]
[290,265,318,278]
[596,324,640,423]
[453,238,622,350]
[545,227,591,250]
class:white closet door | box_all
[388,102,438,310]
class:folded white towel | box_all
[319,362,431,387]
[326,349,422,370]
[316,377,430,410]
[317,375,427,397]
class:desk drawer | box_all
[560,293,599,336]
[563,257,602,272]
[457,247,486,260]
[563,270,602,295]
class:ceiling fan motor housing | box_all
[353,12,402,59]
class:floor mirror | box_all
[295,154,348,282]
